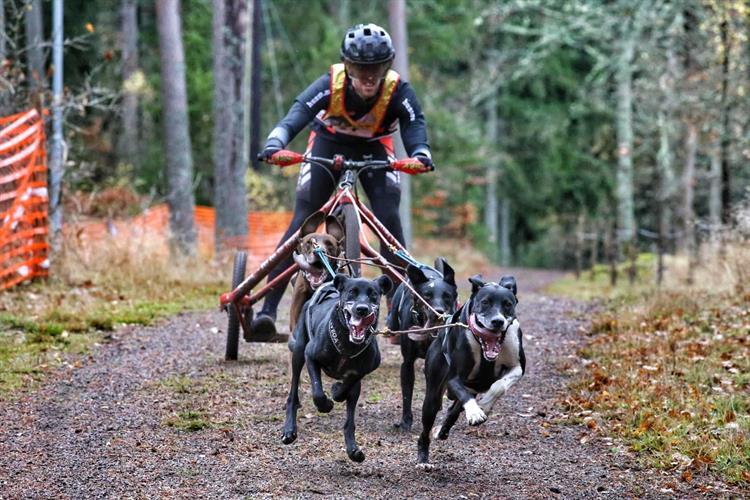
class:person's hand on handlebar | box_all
[414,154,435,172]
[257,139,284,162]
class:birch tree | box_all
[155,0,197,256]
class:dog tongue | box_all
[349,312,375,341]
[469,313,502,361]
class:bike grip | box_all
[392,157,433,175]
[268,149,305,167]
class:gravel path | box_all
[0,268,739,499]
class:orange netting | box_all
[0,109,49,290]
[65,204,292,269]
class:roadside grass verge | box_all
[551,238,750,487]
[0,229,228,395]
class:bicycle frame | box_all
[219,153,426,338]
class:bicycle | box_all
[219,149,433,360]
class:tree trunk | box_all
[615,31,636,283]
[120,0,140,166]
[155,0,196,256]
[24,0,45,101]
[213,0,248,252]
[656,110,670,286]
[389,0,412,248]
[708,136,722,235]
[575,214,584,279]
[682,122,697,285]
[483,90,498,262]
[719,11,732,225]
[499,198,510,266]
[589,218,598,281]
[248,0,262,169]
[48,0,64,247]
[0,0,6,64]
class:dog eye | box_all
[480,298,489,307]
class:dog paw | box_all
[394,420,413,433]
[348,447,365,463]
[415,462,434,471]
[331,382,347,402]
[281,430,297,445]
[436,427,450,440]
[464,399,487,426]
[313,395,334,413]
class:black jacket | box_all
[268,71,430,157]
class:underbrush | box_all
[0,228,227,394]
[553,210,750,487]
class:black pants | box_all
[259,132,405,318]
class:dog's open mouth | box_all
[344,307,376,344]
[469,313,504,361]
[303,267,327,288]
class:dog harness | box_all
[316,63,400,139]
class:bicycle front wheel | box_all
[225,250,247,361]
[342,203,361,277]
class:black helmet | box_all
[340,23,395,64]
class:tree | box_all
[24,0,45,101]
[155,0,197,256]
[212,0,248,251]
[388,0,412,248]
[119,0,140,166]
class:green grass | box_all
[0,282,225,397]
[164,410,213,431]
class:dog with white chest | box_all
[416,275,525,468]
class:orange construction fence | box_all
[66,204,293,269]
[0,109,49,291]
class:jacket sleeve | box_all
[394,81,431,158]
[265,73,331,147]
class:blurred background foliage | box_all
[8,0,748,268]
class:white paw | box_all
[463,399,487,426]
[415,462,434,471]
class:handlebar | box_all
[260,149,434,175]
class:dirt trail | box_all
[0,269,733,499]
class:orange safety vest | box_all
[317,63,400,139]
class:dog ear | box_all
[406,264,430,286]
[325,215,345,242]
[499,275,518,299]
[376,274,393,296]
[333,273,348,291]
[468,274,485,296]
[434,257,456,287]
[300,211,325,237]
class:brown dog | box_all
[288,212,345,335]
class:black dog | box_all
[387,258,458,432]
[282,273,392,462]
[417,275,525,468]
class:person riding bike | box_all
[251,23,433,338]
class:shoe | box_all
[249,313,277,341]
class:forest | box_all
[0,0,749,496]
[2,0,747,268]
